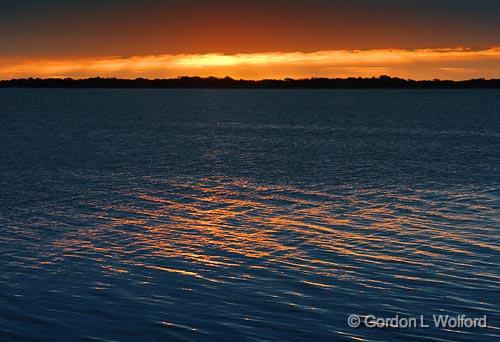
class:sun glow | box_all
[2,47,500,80]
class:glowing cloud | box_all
[1,47,500,80]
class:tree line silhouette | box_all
[1,76,499,88]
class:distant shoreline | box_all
[1,76,500,89]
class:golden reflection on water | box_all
[49,177,497,284]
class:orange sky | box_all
[2,48,500,80]
[1,1,500,80]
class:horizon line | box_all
[2,76,500,89]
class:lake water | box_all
[0,89,499,341]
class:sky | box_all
[1,0,500,80]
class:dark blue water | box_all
[0,89,499,341]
